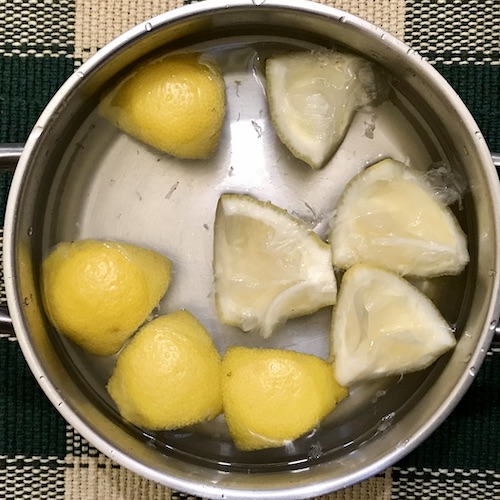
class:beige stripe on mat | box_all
[317,0,405,40]
[64,454,392,500]
[74,0,405,62]
[64,455,173,500]
[74,0,184,61]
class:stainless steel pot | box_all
[2,1,500,498]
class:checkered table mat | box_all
[0,1,499,499]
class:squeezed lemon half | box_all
[99,52,226,159]
[330,158,469,277]
[107,311,223,430]
[41,240,172,356]
[213,194,337,338]
[266,49,382,169]
[330,263,456,387]
[222,346,347,450]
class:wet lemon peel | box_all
[41,239,172,356]
[222,346,347,450]
[107,311,223,430]
[100,52,226,159]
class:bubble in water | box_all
[469,366,476,376]
[371,389,387,403]
[423,161,467,208]
[377,412,395,432]
[308,441,322,460]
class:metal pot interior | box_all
[4,1,500,498]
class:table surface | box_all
[0,1,499,499]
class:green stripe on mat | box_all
[0,340,68,457]
[0,55,75,223]
[0,56,74,144]
[398,349,500,470]
[435,64,500,153]
[0,172,12,224]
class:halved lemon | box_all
[330,158,469,277]
[213,194,337,338]
[330,263,456,386]
[41,240,172,356]
[222,346,347,450]
[266,49,382,169]
[99,52,226,159]
[107,311,222,430]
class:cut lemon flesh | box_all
[266,49,382,169]
[222,346,347,450]
[330,158,469,277]
[213,194,337,338]
[330,263,456,386]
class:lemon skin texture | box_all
[107,311,223,430]
[99,53,226,159]
[41,240,172,356]
[222,346,347,451]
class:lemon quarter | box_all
[41,240,172,356]
[107,311,222,430]
[330,263,456,387]
[222,346,347,451]
[213,194,337,338]
[266,50,382,169]
[100,53,226,159]
[330,158,469,277]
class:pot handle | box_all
[493,153,500,171]
[0,146,499,340]
[0,144,24,171]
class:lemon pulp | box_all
[213,194,337,338]
[330,263,456,386]
[266,49,383,169]
[330,158,469,277]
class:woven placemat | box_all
[0,1,499,499]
